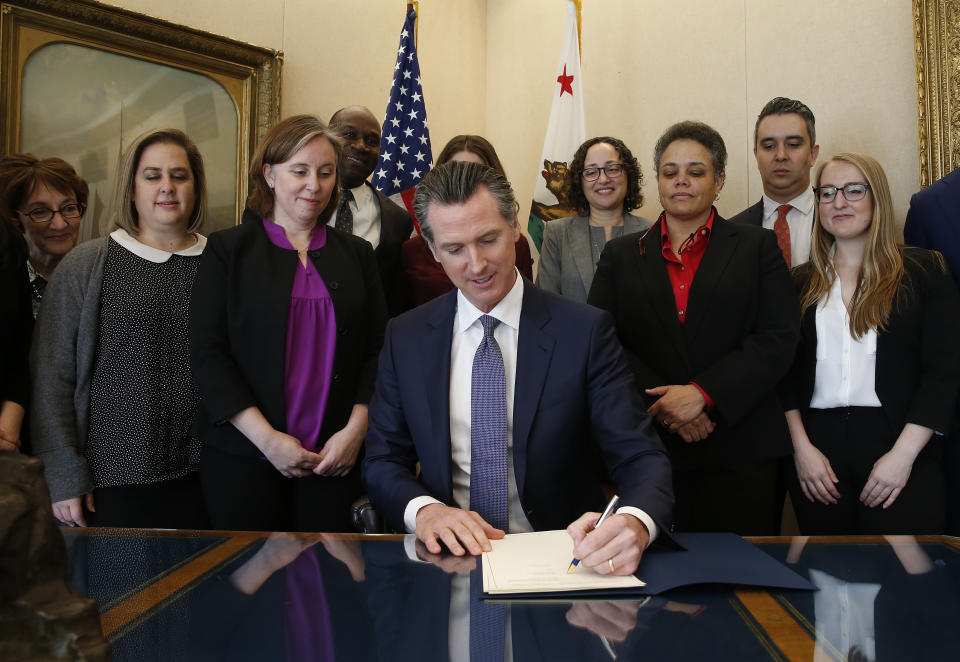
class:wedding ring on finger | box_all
[608,558,616,573]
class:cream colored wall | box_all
[489,0,919,239]
[105,0,919,232]
[103,0,487,149]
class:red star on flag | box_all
[557,64,574,97]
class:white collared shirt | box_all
[404,269,533,533]
[762,187,815,266]
[328,182,380,249]
[109,228,206,261]
[810,274,882,409]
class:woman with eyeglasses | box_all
[0,155,87,318]
[781,153,960,534]
[31,129,210,528]
[536,136,651,303]
[588,121,800,535]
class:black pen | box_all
[567,494,620,573]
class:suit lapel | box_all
[637,228,693,371]
[424,292,456,500]
[570,216,597,299]
[512,284,555,496]
[683,216,739,344]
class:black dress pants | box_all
[200,444,361,532]
[788,407,944,535]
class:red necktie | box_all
[774,204,792,268]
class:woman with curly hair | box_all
[782,152,960,534]
[536,136,651,303]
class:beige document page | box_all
[482,530,646,594]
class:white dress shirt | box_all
[403,271,657,542]
[762,187,815,266]
[810,274,882,409]
[328,182,380,249]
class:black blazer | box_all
[728,199,763,227]
[369,182,414,316]
[780,248,960,435]
[189,209,388,458]
[588,212,800,470]
[0,233,32,409]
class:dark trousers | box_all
[200,444,361,532]
[788,407,945,535]
[944,406,960,535]
[86,472,209,529]
[672,459,782,535]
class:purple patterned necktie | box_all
[470,314,508,531]
[470,314,507,662]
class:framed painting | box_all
[913,0,960,187]
[0,0,282,238]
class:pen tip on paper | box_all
[567,562,577,574]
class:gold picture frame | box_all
[913,0,960,187]
[0,0,282,234]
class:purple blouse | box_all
[262,220,337,452]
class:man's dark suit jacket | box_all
[728,199,763,227]
[189,208,387,458]
[367,182,414,316]
[904,167,960,291]
[362,280,674,534]
[780,248,960,435]
[587,213,800,471]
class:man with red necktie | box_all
[730,97,820,268]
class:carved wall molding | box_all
[914,0,960,187]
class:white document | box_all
[482,530,645,594]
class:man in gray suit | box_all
[729,98,819,268]
[329,106,413,315]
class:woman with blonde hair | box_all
[32,128,209,528]
[781,152,960,534]
[190,115,387,531]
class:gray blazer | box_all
[536,213,652,304]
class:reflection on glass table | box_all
[62,530,960,661]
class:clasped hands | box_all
[414,503,649,576]
[260,425,362,478]
[645,384,714,443]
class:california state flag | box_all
[528,0,586,252]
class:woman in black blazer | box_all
[588,121,800,535]
[781,152,960,534]
[190,115,387,531]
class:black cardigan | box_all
[189,209,387,457]
[780,247,960,435]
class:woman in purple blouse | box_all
[190,115,388,532]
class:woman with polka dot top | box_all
[31,128,209,529]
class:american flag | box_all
[374,8,432,218]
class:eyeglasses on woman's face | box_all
[580,163,624,181]
[813,183,870,204]
[18,202,86,223]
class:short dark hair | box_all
[754,97,816,147]
[413,161,516,247]
[0,153,89,231]
[566,136,644,215]
[653,121,727,181]
[436,135,506,176]
[247,114,342,222]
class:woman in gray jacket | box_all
[32,128,209,528]
[536,136,652,303]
